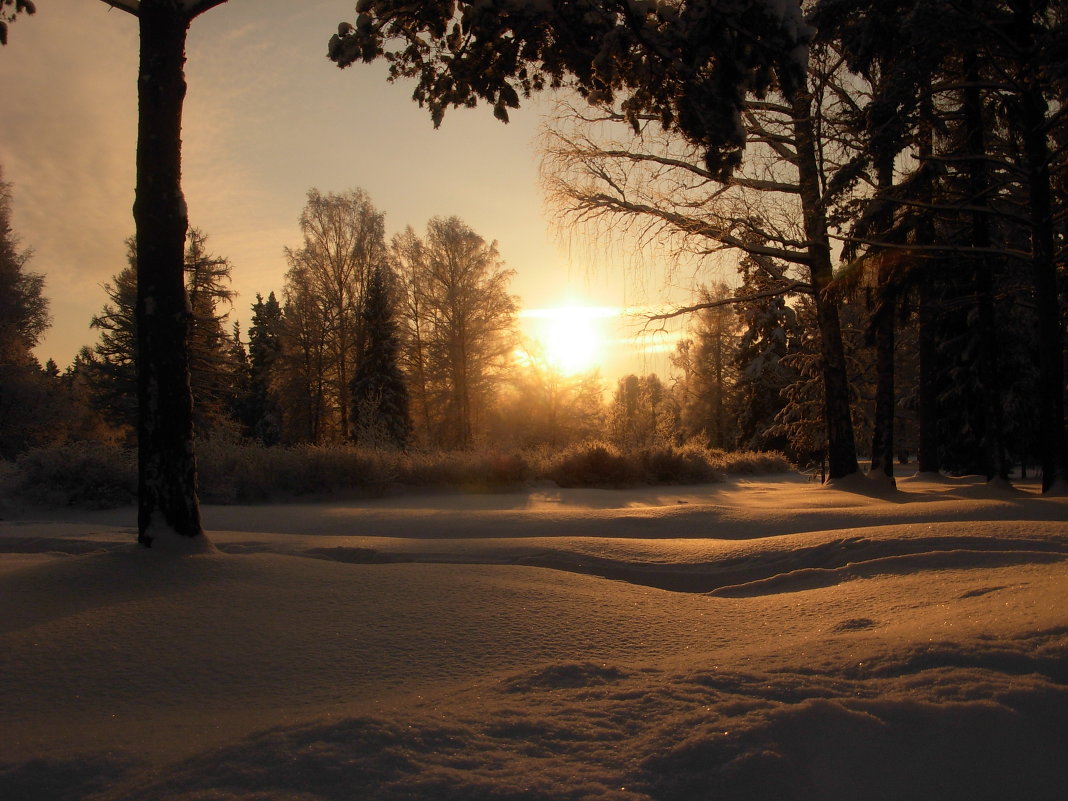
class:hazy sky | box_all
[1,0,695,380]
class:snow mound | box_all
[3,474,1067,799]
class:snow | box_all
[2,471,1067,800]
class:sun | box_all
[526,305,613,375]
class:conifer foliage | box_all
[350,262,411,449]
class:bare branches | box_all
[644,279,811,323]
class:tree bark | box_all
[869,287,896,481]
[915,96,940,475]
[790,87,859,480]
[962,46,1008,483]
[134,0,204,546]
[867,146,898,483]
[1010,0,1068,492]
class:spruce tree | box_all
[733,260,803,457]
[89,230,240,437]
[350,263,411,449]
[244,292,284,445]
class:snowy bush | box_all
[13,442,136,509]
[547,442,642,487]
[640,442,724,484]
[400,449,531,490]
[715,449,793,474]
[196,441,397,503]
[5,441,792,508]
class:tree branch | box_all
[98,0,140,16]
[645,279,811,322]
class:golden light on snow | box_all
[521,304,618,374]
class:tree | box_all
[732,262,803,456]
[350,261,411,449]
[0,0,34,46]
[670,283,739,448]
[609,373,680,449]
[242,292,284,445]
[182,228,239,434]
[283,188,387,442]
[396,217,518,448]
[89,230,241,438]
[496,342,605,448]
[0,166,55,459]
[3,0,230,546]
[328,1,812,179]
[0,167,48,367]
[89,248,139,431]
[542,44,864,479]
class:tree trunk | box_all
[867,148,898,484]
[917,270,940,473]
[1011,0,1068,492]
[915,96,940,475]
[869,287,896,482]
[134,1,205,547]
[790,88,859,480]
[962,47,1008,483]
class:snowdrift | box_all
[2,472,1066,800]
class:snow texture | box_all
[2,470,1066,800]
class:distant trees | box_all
[0,166,58,459]
[609,374,680,450]
[671,283,740,449]
[350,262,411,449]
[87,229,240,437]
[496,344,605,448]
[283,189,387,442]
[241,292,284,445]
[395,217,518,448]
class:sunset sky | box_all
[0,0,699,381]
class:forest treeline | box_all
[0,178,798,466]
[2,0,1066,494]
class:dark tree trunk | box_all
[1010,0,1068,492]
[134,1,204,546]
[962,47,1008,483]
[917,270,940,473]
[791,88,859,480]
[915,96,940,475]
[869,288,896,482]
[868,149,898,483]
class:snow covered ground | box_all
[2,471,1066,800]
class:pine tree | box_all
[89,230,240,437]
[671,283,740,448]
[732,260,803,456]
[243,292,284,445]
[350,263,411,449]
[0,167,57,459]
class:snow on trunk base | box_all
[141,512,216,554]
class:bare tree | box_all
[396,217,518,449]
[541,45,864,478]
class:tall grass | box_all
[2,440,793,509]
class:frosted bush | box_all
[14,442,136,509]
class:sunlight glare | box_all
[523,305,616,375]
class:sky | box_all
[0,0,700,382]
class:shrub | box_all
[719,449,793,474]
[13,442,136,509]
[196,440,398,503]
[6,439,794,508]
[547,442,641,488]
[398,449,531,491]
[639,443,723,484]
